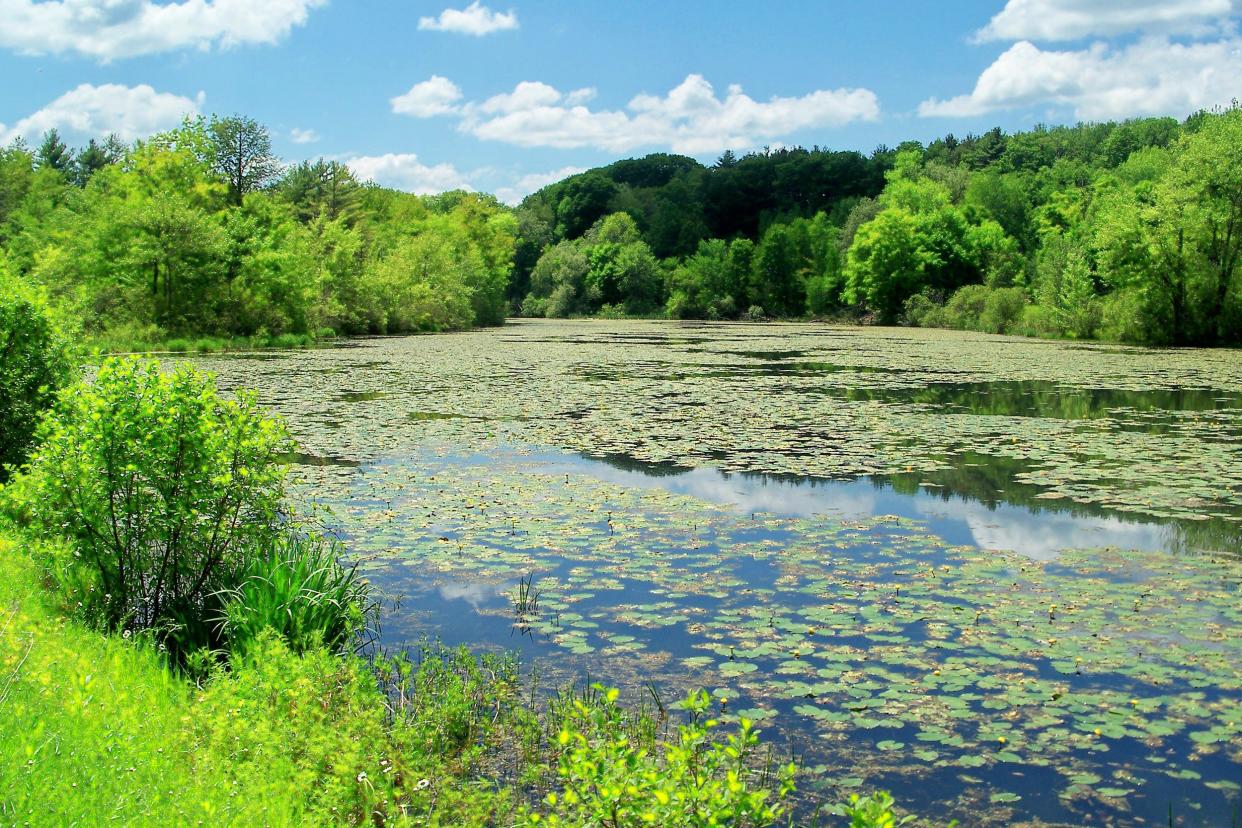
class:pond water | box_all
[185,320,1242,827]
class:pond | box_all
[185,320,1242,826]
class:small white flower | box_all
[356,771,368,783]
[416,778,431,790]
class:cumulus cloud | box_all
[0,82,202,145]
[344,152,474,194]
[494,165,586,205]
[391,76,463,117]
[289,127,320,144]
[919,37,1242,119]
[393,73,880,154]
[0,0,325,61]
[976,0,1239,42]
[417,2,518,36]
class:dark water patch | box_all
[335,390,392,402]
[280,450,361,468]
[818,380,1242,421]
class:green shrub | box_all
[21,357,292,650]
[979,286,1028,334]
[838,791,916,828]
[1096,289,1149,343]
[0,269,73,482]
[900,289,945,327]
[529,688,795,827]
[743,304,767,322]
[192,337,223,353]
[1016,304,1063,338]
[216,531,377,658]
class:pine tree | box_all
[35,129,73,173]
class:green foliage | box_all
[529,688,794,828]
[839,792,916,828]
[21,358,292,651]
[902,284,1028,335]
[510,110,1241,344]
[1,119,513,347]
[215,531,377,658]
[0,265,73,482]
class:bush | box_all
[743,304,767,322]
[596,303,628,320]
[979,286,1028,334]
[22,357,292,649]
[521,293,551,318]
[0,269,73,483]
[900,289,945,327]
[1096,289,1149,343]
[529,688,795,827]
[216,531,377,658]
[1016,304,1063,338]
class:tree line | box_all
[0,116,516,348]
[4,107,1239,347]
[512,108,1242,346]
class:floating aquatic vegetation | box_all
[175,321,1242,825]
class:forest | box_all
[2,107,1239,351]
[512,107,1242,346]
[0,115,516,351]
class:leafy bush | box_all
[22,357,292,646]
[529,688,795,827]
[1015,304,1062,338]
[978,286,1027,334]
[215,531,377,658]
[900,289,945,327]
[839,792,916,828]
[904,285,1028,335]
[0,268,73,482]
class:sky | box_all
[1,0,1240,203]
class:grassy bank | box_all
[0,528,536,826]
[85,328,330,356]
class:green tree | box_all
[0,264,73,481]
[35,129,73,173]
[210,115,281,206]
[751,223,804,317]
[277,160,363,223]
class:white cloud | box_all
[344,152,474,194]
[0,0,325,61]
[0,82,202,145]
[391,76,463,117]
[976,0,1239,42]
[289,127,320,144]
[919,36,1242,120]
[494,165,586,205]
[393,73,880,155]
[417,2,517,36]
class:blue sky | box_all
[2,0,1239,202]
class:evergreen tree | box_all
[35,129,73,173]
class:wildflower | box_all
[357,772,367,783]
[416,778,431,790]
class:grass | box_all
[84,329,332,356]
[0,534,297,825]
[0,530,512,826]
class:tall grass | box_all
[0,535,302,825]
[214,531,378,658]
